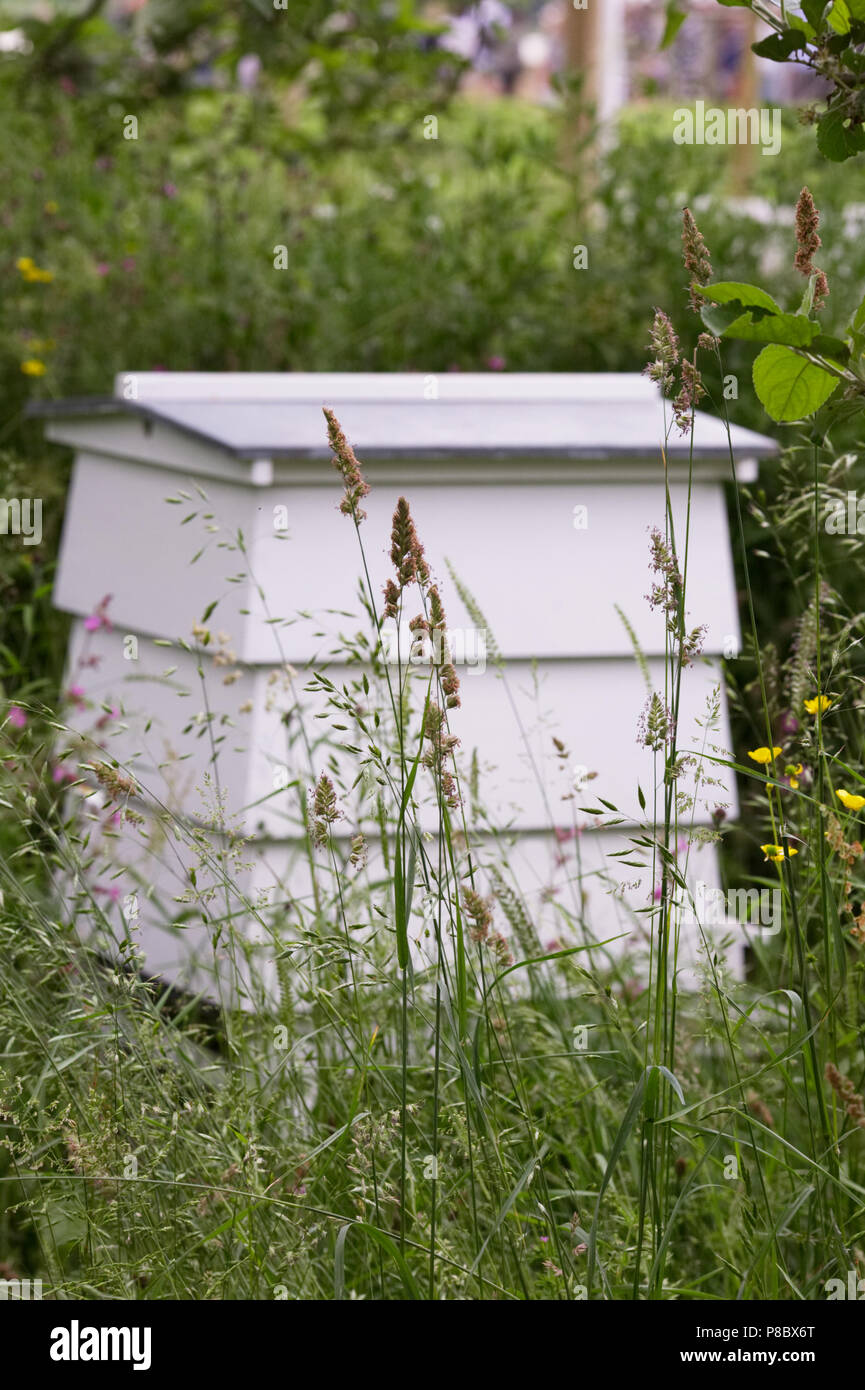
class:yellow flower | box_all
[761,844,799,864]
[20,359,46,376]
[748,746,782,765]
[836,789,865,812]
[804,696,832,715]
[44,200,58,215]
[785,763,804,790]
[18,259,54,283]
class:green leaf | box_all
[817,108,848,160]
[470,1146,550,1275]
[587,1070,647,1288]
[846,0,865,19]
[751,28,809,58]
[700,303,750,336]
[816,106,865,160]
[393,827,418,972]
[736,313,818,347]
[483,936,629,1001]
[660,2,687,47]
[393,712,427,972]
[586,1064,682,1289]
[752,344,839,421]
[334,1224,349,1300]
[350,1222,421,1299]
[657,1064,686,1105]
[697,281,781,312]
[802,0,828,23]
[827,0,852,32]
[702,304,819,346]
[809,333,851,361]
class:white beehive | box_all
[37,372,777,997]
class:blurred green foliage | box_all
[0,0,459,138]
[1,70,865,699]
[3,91,863,396]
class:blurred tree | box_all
[0,0,465,148]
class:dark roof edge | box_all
[27,396,781,460]
[28,395,122,416]
[29,396,242,460]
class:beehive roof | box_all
[33,372,778,463]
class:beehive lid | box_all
[33,372,778,471]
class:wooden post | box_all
[562,0,603,162]
[730,9,759,193]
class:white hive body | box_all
[39,373,778,1000]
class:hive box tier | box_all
[37,372,778,1000]
[57,623,739,999]
[61,624,736,836]
[68,800,737,1007]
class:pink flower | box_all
[162,182,177,198]
[95,706,120,731]
[95,262,111,277]
[237,53,261,91]
[65,684,86,708]
[486,355,506,371]
[83,595,113,633]
[7,705,27,729]
[122,257,136,273]
[554,826,577,845]
[94,884,121,904]
[52,763,76,784]
[621,978,645,1002]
